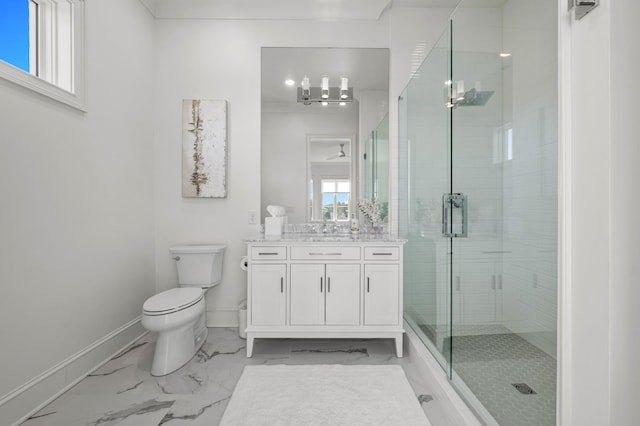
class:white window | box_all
[0,0,86,110]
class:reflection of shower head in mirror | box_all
[456,88,494,107]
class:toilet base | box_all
[150,314,208,376]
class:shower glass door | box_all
[399,24,453,373]
[400,1,558,424]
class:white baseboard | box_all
[206,306,241,327]
[1,318,147,426]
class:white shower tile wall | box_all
[499,0,558,357]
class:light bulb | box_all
[340,77,349,99]
[301,75,310,101]
[321,75,329,99]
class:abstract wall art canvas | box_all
[182,99,228,198]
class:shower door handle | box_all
[442,193,468,238]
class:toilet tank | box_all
[169,244,226,288]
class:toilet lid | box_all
[143,288,203,315]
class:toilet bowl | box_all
[142,288,206,376]
[141,244,226,376]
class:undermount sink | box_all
[250,223,395,243]
[260,233,396,242]
[298,235,355,242]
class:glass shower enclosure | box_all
[399,1,558,424]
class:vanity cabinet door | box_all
[325,264,360,325]
[364,264,400,326]
[290,263,360,326]
[251,264,286,326]
[290,264,325,325]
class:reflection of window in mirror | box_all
[321,179,350,222]
[0,0,85,110]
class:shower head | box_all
[456,88,494,107]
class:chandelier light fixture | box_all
[297,75,353,105]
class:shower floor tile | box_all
[450,332,556,426]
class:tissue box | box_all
[265,216,286,236]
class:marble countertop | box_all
[245,233,406,243]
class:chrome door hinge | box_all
[569,0,599,20]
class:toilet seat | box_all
[143,288,203,316]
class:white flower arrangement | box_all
[358,198,381,224]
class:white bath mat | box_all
[220,364,430,425]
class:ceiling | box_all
[139,0,466,104]
[141,0,462,20]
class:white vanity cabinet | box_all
[245,239,405,357]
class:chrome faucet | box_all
[322,221,337,234]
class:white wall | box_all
[608,1,640,424]
[566,0,611,424]
[0,0,156,422]
[562,0,640,423]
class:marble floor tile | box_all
[21,328,446,426]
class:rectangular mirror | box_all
[261,47,389,223]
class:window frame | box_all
[0,0,86,111]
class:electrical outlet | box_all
[248,210,257,225]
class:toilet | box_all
[142,244,226,376]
